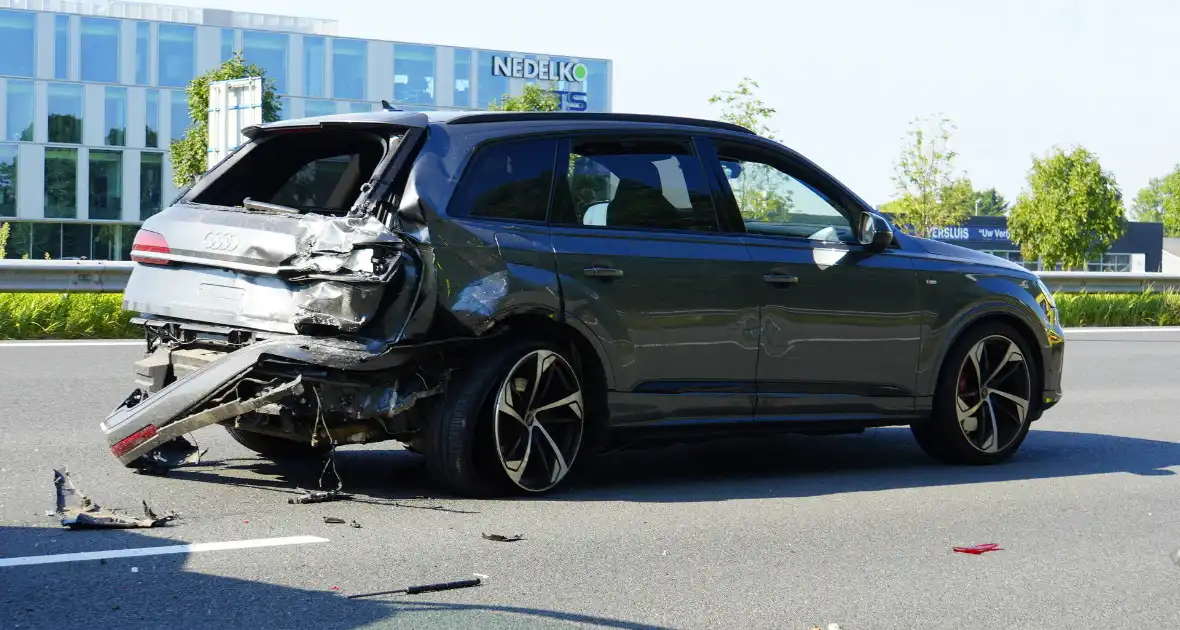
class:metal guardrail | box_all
[0,260,135,293]
[1,261,1179,294]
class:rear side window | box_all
[558,137,718,232]
[448,138,557,222]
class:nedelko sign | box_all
[492,56,588,83]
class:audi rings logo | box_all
[203,232,239,252]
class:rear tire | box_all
[912,321,1038,465]
[424,338,586,498]
[223,424,330,460]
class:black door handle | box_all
[763,273,799,285]
[584,266,624,279]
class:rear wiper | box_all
[242,197,300,214]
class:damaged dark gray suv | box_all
[100,111,1065,496]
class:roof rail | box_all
[443,111,756,135]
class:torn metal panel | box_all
[54,469,178,529]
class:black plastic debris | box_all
[481,533,524,543]
[289,489,351,505]
[346,577,482,599]
[54,469,178,529]
[349,520,362,528]
[323,516,346,524]
[130,437,206,476]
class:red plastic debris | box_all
[330,586,341,591]
[954,543,1002,555]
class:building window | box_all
[453,49,471,108]
[48,84,84,144]
[279,97,293,120]
[333,39,366,100]
[304,36,325,97]
[583,60,608,112]
[54,15,70,80]
[92,224,121,259]
[32,222,62,259]
[62,223,91,258]
[478,51,509,109]
[44,148,78,219]
[6,80,34,142]
[158,24,195,88]
[140,152,163,220]
[1086,253,1132,272]
[81,17,120,83]
[0,10,36,78]
[221,28,235,61]
[135,22,150,84]
[2,221,31,258]
[105,87,127,146]
[170,91,190,142]
[0,144,15,218]
[348,101,373,113]
[89,150,122,221]
[305,100,336,117]
[145,90,159,148]
[243,31,288,94]
[394,44,436,105]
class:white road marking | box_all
[0,535,329,568]
[1063,327,1180,334]
[0,340,144,348]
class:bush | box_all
[1054,291,1180,327]
[0,293,139,340]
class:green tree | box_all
[0,222,9,259]
[1008,146,1125,270]
[708,78,793,221]
[1130,165,1180,236]
[488,83,560,112]
[889,114,973,236]
[170,53,281,188]
[970,187,1009,216]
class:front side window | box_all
[0,9,36,78]
[48,84,84,144]
[6,80,34,142]
[394,44,436,105]
[89,149,123,220]
[0,143,16,217]
[81,17,120,83]
[562,138,718,232]
[44,147,78,219]
[158,24,195,88]
[448,139,557,222]
[715,146,853,243]
[243,31,288,94]
[333,39,366,100]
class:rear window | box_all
[189,129,389,214]
[447,138,557,222]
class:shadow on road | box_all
[156,426,1180,505]
[0,526,669,629]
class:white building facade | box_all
[0,0,612,259]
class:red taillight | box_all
[131,230,171,265]
[111,425,158,457]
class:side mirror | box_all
[858,211,894,251]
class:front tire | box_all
[912,322,1038,465]
[424,339,586,497]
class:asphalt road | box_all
[3,330,1180,629]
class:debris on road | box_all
[346,576,483,599]
[953,543,1002,555]
[130,436,207,476]
[349,520,362,528]
[54,469,178,529]
[323,516,346,524]
[288,489,351,505]
[481,533,524,543]
[1170,549,1180,567]
[391,501,479,515]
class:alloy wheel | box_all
[955,335,1032,453]
[492,349,585,492]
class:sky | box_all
[161,0,1180,208]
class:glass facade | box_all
[48,84,84,144]
[244,31,289,94]
[44,148,77,219]
[333,39,366,100]
[304,36,325,97]
[0,144,15,217]
[81,18,120,83]
[6,80,34,142]
[54,15,70,80]
[105,87,127,146]
[89,150,122,220]
[394,44,436,105]
[0,9,35,78]
[158,24,195,88]
[0,5,611,259]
